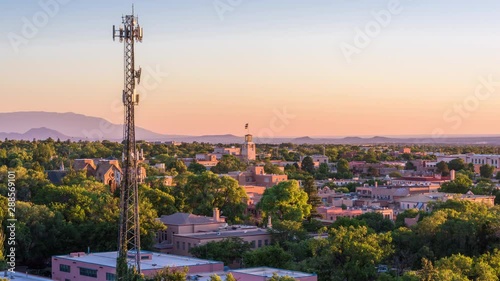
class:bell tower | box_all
[242,134,256,161]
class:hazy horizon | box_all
[3,110,500,139]
[2,0,500,137]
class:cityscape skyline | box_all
[2,0,500,137]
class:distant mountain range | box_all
[1,111,500,145]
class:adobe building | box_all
[397,192,495,211]
[299,154,328,168]
[356,182,440,202]
[154,210,272,257]
[52,252,316,281]
[436,153,500,174]
[51,251,223,281]
[317,206,394,222]
[183,134,257,169]
[225,166,288,188]
[172,227,272,256]
[155,210,226,252]
[69,158,146,192]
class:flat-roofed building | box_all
[51,251,224,281]
[317,206,394,222]
[397,192,495,211]
[356,184,440,201]
[230,267,317,281]
[436,154,500,174]
[225,166,288,188]
[300,155,329,167]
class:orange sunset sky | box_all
[2,0,500,137]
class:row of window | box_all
[249,239,269,248]
[176,239,270,251]
[177,241,193,251]
[59,264,115,280]
[471,158,499,165]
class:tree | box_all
[209,275,222,281]
[439,174,473,194]
[302,226,393,281]
[268,274,298,281]
[316,163,330,180]
[301,156,315,174]
[405,161,416,171]
[148,267,188,281]
[436,161,450,176]
[448,159,466,172]
[389,171,402,178]
[170,160,188,175]
[32,142,56,168]
[479,164,495,178]
[181,171,248,223]
[264,161,285,175]
[367,166,380,177]
[188,162,207,174]
[211,155,247,174]
[496,171,500,180]
[243,244,293,269]
[140,184,177,216]
[269,219,308,245]
[336,159,350,174]
[225,273,236,281]
[303,177,322,219]
[355,212,394,233]
[258,180,311,222]
[189,237,251,266]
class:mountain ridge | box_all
[2,111,500,145]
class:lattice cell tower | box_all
[112,6,143,277]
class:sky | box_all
[1,0,500,137]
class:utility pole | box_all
[112,6,143,279]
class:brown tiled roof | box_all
[95,161,121,178]
[159,213,218,225]
[73,159,96,171]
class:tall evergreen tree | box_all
[303,177,322,219]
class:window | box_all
[250,241,256,248]
[106,273,116,281]
[182,242,186,250]
[188,243,191,250]
[176,241,180,249]
[79,267,97,278]
[60,264,71,273]
[264,239,269,246]
[258,240,262,248]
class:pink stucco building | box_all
[154,210,272,256]
[51,251,224,281]
[172,228,272,256]
[225,166,288,188]
[317,206,394,222]
[155,210,226,252]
